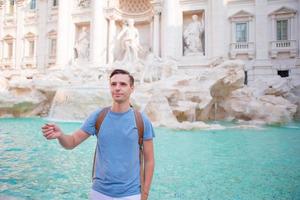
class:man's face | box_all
[110,74,133,104]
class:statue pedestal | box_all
[73,59,91,68]
[180,53,208,69]
[184,52,204,57]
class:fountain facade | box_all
[0,0,300,128]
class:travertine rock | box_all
[0,59,298,128]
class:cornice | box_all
[16,0,26,6]
[104,7,153,22]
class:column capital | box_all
[106,12,120,21]
[104,7,122,21]
[153,6,162,15]
[107,0,119,8]
[107,15,117,21]
[151,0,162,15]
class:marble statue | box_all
[74,26,90,60]
[140,53,177,83]
[183,14,205,56]
[117,19,142,63]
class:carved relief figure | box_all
[74,26,90,60]
[77,0,90,8]
[117,19,142,63]
[183,14,205,56]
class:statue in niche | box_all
[77,0,90,8]
[183,14,205,56]
[117,19,142,64]
[74,26,90,61]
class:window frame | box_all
[49,38,57,57]
[7,0,15,15]
[30,0,37,10]
[235,22,248,43]
[52,0,58,7]
[276,19,289,41]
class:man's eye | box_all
[111,83,116,86]
[120,83,127,86]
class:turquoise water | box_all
[0,118,300,200]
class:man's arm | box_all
[42,123,90,149]
[141,139,155,200]
[57,129,90,149]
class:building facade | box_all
[0,0,299,85]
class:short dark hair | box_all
[110,69,134,86]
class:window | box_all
[7,42,13,59]
[29,41,35,57]
[49,38,57,57]
[276,20,288,40]
[236,22,248,42]
[30,0,36,10]
[8,0,15,14]
[53,0,58,7]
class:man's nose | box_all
[115,84,121,90]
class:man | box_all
[42,69,155,200]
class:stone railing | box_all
[4,13,16,26]
[270,40,297,58]
[21,56,37,69]
[47,55,57,67]
[24,10,38,25]
[0,58,15,69]
[229,42,255,59]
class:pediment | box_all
[24,32,35,38]
[229,10,253,20]
[3,34,14,40]
[269,6,297,16]
[47,30,57,36]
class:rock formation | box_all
[0,59,299,129]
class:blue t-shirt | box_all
[81,108,155,198]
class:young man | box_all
[42,69,155,200]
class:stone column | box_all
[36,0,48,70]
[15,0,25,69]
[210,0,227,58]
[56,0,72,68]
[231,21,235,43]
[249,18,254,42]
[161,0,182,59]
[298,0,300,57]
[255,0,269,60]
[0,1,3,61]
[271,15,275,41]
[152,7,161,57]
[290,15,295,41]
[91,0,107,66]
[107,16,116,64]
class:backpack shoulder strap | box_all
[133,110,144,147]
[133,109,145,194]
[92,107,110,181]
[95,107,110,136]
